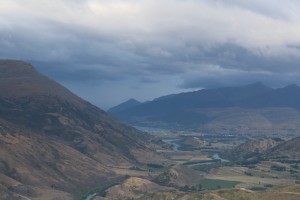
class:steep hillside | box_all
[224,138,283,163]
[224,136,300,164]
[138,186,300,200]
[110,82,300,133]
[153,164,203,188]
[267,137,300,160]
[98,183,300,200]
[105,177,172,199]
[0,119,117,198]
[0,60,162,199]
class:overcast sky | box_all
[1,0,300,109]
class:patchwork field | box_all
[83,132,300,199]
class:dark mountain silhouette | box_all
[108,98,141,114]
[0,60,163,199]
[110,82,300,133]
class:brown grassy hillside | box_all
[0,60,164,199]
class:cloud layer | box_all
[1,0,300,108]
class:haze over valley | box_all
[109,82,300,135]
[2,60,300,200]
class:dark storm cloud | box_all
[32,61,124,82]
[1,0,300,108]
[139,77,160,84]
[180,69,300,89]
[177,43,300,89]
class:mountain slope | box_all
[223,138,284,163]
[110,82,300,133]
[267,137,300,160]
[108,98,141,114]
[224,136,300,163]
[105,177,172,199]
[0,119,117,198]
[0,60,162,199]
[153,164,203,188]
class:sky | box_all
[1,0,300,109]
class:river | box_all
[212,153,229,162]
[162,139,181,151]
[85,193,97,200]
[162,138,229,167]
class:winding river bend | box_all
[85,193,97,200]
[212,153,229,162]
[162,138,229,166]
[162,139,181,151]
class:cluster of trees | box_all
[271,165,286,171]
[180,184,203,192]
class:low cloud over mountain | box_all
[1,0,300,108]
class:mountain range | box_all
[0,60,163,199]
[109,82,300,134]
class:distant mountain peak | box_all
[0,59,38,78]
[0,59,78,100]
[284,84,300,89]
[126,98,141,103]
[108,98,141,113]
[111,82,300,131]
[0,59,30,65]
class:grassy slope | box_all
[137,185,300,200]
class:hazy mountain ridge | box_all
[108,98,141,114]
[109,82,300,133]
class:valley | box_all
[1,60,300,200]
[0,60,166,200]
[3,0,300,199]
[90,128,300,199]
[156,131,298,187]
